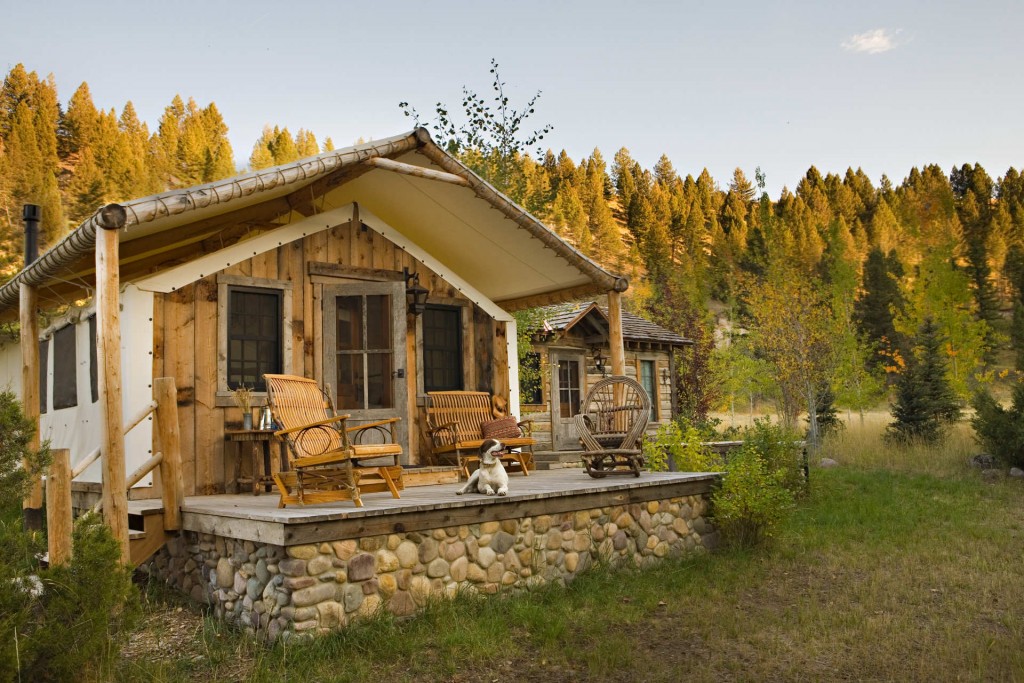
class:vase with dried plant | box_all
[233,385,254,430]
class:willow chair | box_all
[265,374,403,507]
[574,375,652,478]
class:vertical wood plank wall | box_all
[150,222,502,497]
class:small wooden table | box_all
[225,429,286,495]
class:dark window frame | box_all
[39,339,48,414]
[640,359,657,421]
[422,304,463,392]
[88,315,98,403]
[52,325,78,410]
[226,286,283,392]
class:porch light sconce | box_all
[592,347,607,376]
[661,368,671,386]
[404,267,429,316]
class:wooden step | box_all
[128,506,171,566]
[532,451,586,470]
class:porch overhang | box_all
[0,129,627,321]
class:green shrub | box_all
[712,445,796,549]
[15,515,139,682]
[970,383,1024,468]
[644,420,722,473]
[0,390,137,683]
[741,418,807,497]
[644,417,799,549]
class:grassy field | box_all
[119,420,1024,682]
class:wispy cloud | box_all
[842,28,902,54]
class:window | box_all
[38,339,48,414]
[521,351,543,405]
[557,359,581,418]
[52,325,77,410]
[217,276,292,404]
[332,293,394,410]
[227,287,282,392]
[88,315,98,403]
[422,305,462,392]
[640,360,657,421]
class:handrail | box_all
[48,377,183,564]
[71,446,101,479]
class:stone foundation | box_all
[143,493,716,641]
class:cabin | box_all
[524,302,691,461]
[0,129,719,639]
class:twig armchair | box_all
[265,374,403,507]
[574,375,651,478]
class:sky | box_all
[2,0,1022,197]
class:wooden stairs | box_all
[128,500,171,566]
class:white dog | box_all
[456,439,509,496]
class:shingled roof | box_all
[538,301,691,347]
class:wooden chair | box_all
[574,375,651,478]
[425,391,536,479]
[265,374,403,507]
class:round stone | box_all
[376,550,400,573]
[426,558,449,578]
[287,545,318,560]
[332,540,358,561]
[449,556,468,582]
[347,553,376,582]
[307,555,333,576]
[216,558,233,589]
[477,546,497,569]
[396,541,419,568]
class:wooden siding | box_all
[150,221,509,497]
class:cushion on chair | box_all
[480,416,521,440]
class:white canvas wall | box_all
[0,284,154,486]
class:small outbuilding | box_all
[522,301,692,455]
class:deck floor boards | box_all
[129,470,719,546]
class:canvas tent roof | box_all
[0,129,627,320]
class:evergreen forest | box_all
[3,63,1023,432]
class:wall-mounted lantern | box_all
[592,347,607,377]
[404,267,429,316]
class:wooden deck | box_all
[130,470,719,547]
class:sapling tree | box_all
[400,59,553,194]
[744,265,839,451]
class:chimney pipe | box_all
[22,204,40,267]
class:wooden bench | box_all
[425,391,535,479]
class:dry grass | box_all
[120,417,1024,683]
[820,412,980,477]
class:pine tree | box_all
[59,82,100,159]
[854,247,905,367]
[1005,245,1024,370]
[295,128,319,158]
[886,317,961,443]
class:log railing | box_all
[46,376,182,566]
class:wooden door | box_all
[550,349,585,450]
[323,282,408,459]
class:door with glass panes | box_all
[323,282,408,458]
[550,349,585,450]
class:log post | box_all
[45,448,72,567]
[20,282,43,530]
[607,290,626,377]
[154,377,183,532]
[96,224,129,563]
